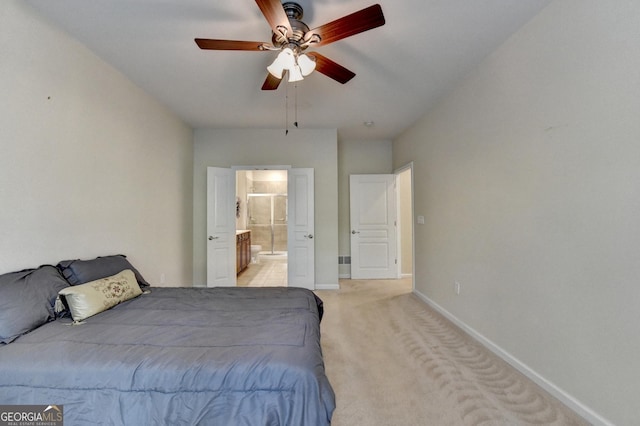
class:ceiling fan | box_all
[195,0,385,90]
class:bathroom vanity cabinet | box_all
[236,230,251,274]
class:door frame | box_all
[394,162,415,291]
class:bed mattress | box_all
[0,286,335,425]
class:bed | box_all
[0,255,335,425]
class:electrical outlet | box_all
[160,273,166,285]
[455,281,461,295]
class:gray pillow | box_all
[0,265,70,344]
[56,254,150,288]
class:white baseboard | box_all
[315,283,340,290]
[412,289,613,426]
[338,274,411,280]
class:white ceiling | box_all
[25,0,552,140]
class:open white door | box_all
[288,168,314,289]
[206,167,236,287]
[350,174,397,279]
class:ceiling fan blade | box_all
[255,0,293,38]
[308,53,356,84]
[261,73,283,90]
[307,4,385,47]
[195,38,267,51]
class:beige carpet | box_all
[316,279,589,426]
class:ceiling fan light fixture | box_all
[297,53,316,76]
[267,47,296,78]
[266,63,284,78]
[288,64,304,82]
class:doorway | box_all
[396,164,414,289]
[236,170,288,287]
[348,164,413,286]
[206,166,314,289]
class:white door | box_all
[350,174,397,279]
[288,168,315,289]
[206,167,236,287]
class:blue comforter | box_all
[0,287,335,425]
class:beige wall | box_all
[337,139,393,277]
[193,128,338,288]
[0,1,194,286]
[393,0,640,424]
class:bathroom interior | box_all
[236,170,288,287]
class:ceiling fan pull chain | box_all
[294,83,299,128]
[285,80,289,135]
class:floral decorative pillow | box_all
[58,269,142,322]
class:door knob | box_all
[305,234,314,239]
[351,230,360,234]
[208,236,219,240]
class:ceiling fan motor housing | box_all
[272,2,311,48]
[283,2,303,20]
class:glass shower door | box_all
[247,194,287,255]
[272,195,287,252]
